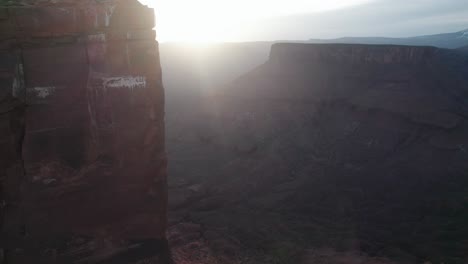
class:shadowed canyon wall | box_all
[0,1,167,263]
[167,44,468,263]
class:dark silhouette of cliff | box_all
[160,29,468,114]
[168,44,468,263]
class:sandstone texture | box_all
[0,1,167,263]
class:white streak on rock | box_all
[12,78,20,98]
[104,5,116,27]
[33,87,56,99]
[88,33,106,42]
[12,63,25,99]
[102,76,146,91]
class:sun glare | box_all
[139,0,373,42]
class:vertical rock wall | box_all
[0,1,167,263]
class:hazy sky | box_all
[139,0,468,42]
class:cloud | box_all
[226,0,468,41]
[141,0,468,41]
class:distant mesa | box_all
[269,43,438,65]
[308,28,468,49]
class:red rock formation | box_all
[0,1,167,263]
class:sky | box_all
[139,0,468,42]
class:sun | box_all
[153,0,244,43]
[139,0,373,42]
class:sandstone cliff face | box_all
[167,44,468,263]
[0,1,167,263]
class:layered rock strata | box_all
[0,1,167,263]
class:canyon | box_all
[1,1,468,264]
[167,44,468,263]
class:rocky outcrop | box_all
[167,44,468,263]
[270,44,438,65]
[0,1,167,263]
